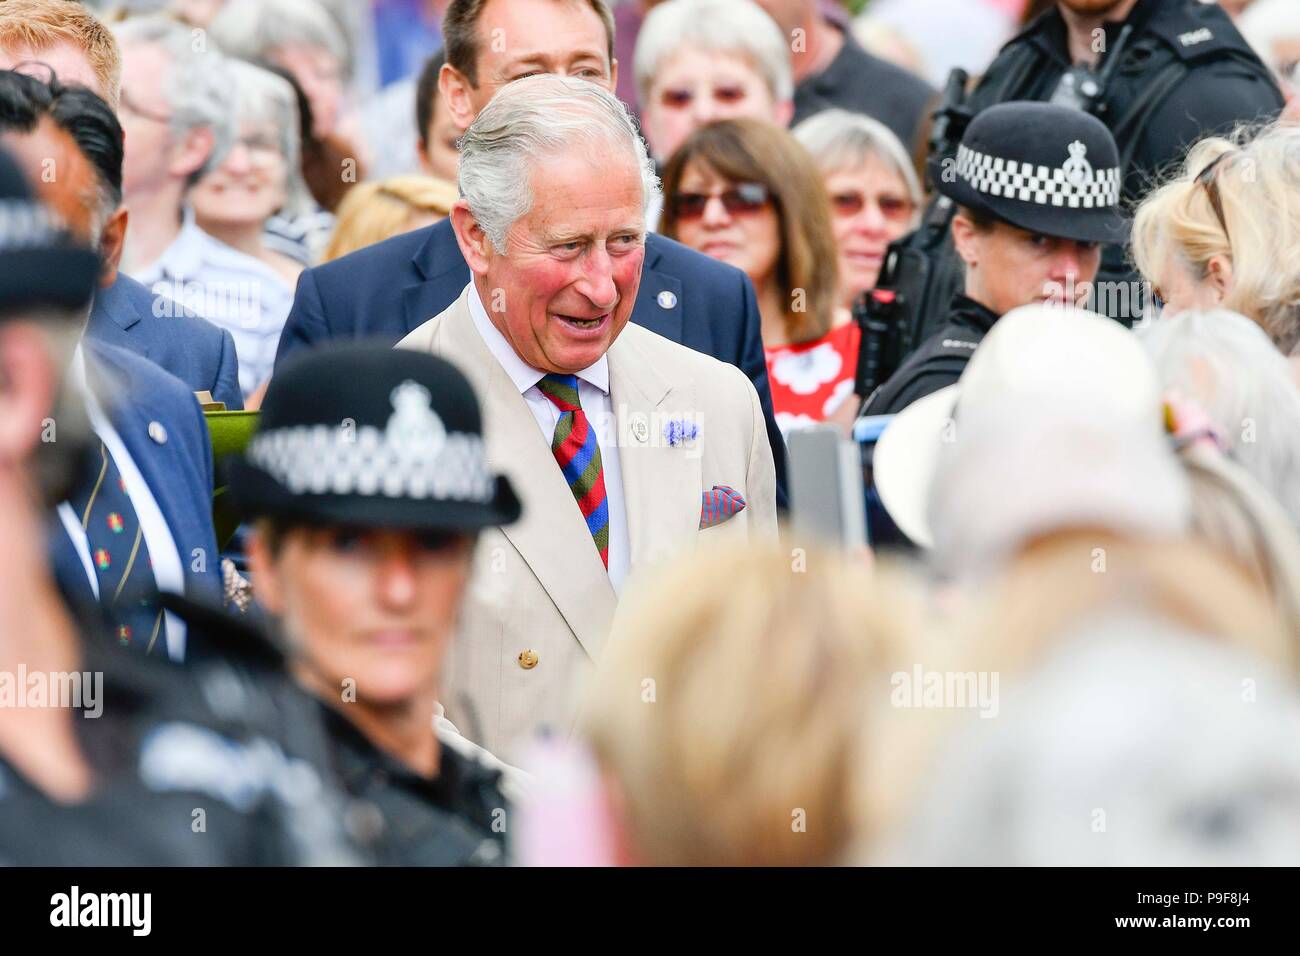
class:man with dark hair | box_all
[414,49,459,181]
[0,69,223,658]
[865,103,1126,416]
[277,0,790,506]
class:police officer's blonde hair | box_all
[1131,121,1300,356]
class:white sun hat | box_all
[872,304,1190,567]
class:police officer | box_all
[864,102,1128,416]
[0,144,367,866]
[230,343,525,867]
[967,0,1285,321]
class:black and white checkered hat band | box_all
[248,424,496,503]
[0,199,69,250]
[956,144,1121,209]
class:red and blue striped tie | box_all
[536,373,609,568]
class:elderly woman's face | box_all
[250,526,473,709]
[823,154,916,305]
[672,159,781,292]
[642,48,783,163]
[478,150,646,374]
[190,121,288,230]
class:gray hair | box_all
[793,108,923,207]
[1239,0,1300,77]
[1140,308,1300,527]
[219,59,314,220]
[114,15,237,183]
[458,74,660,253]
[207,0,350,74]
[634,0,793,106]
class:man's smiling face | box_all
[478,146,645,374]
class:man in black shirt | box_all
[865,102,1127,416]
[754,0,934,148]
[967,0,1284,321]
[232,343,524,866]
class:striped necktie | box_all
[536,373,609,568]
[68,440,165,654]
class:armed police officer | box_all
[967,0,1284,322]
[863,102,1128,416]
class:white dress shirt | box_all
[131,211,295,401]
[59,345,188,660]
[465,282,629,592]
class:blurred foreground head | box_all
[881,616,1300,865]
[580,541,917,866]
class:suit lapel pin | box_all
[656,290,677,310]
[630,415,649,444]
[147,421,168,445]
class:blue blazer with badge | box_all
[274,220,789,503]
[87,273,244,411]
[51,340,224,623]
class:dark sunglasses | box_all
[1196,151,1234,244]
[671,182,771,221]
[829,190,914,223]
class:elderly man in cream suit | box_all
[399,75,777,760]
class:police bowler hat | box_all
[927,101,1129,246]
[230,343,522,533]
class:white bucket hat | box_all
[872,305,1190,564]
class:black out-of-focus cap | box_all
[0,143,100,316]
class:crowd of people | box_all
[1,0,1299,868]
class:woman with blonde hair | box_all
[322,174,458,262]
[565,541,918,867]
[660,119,856,437]
[1131,121,1300,369]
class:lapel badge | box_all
[630,415,649,444]
[656,290,678,310]
[147,421,168,445]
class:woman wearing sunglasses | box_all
[660,118,858,437]
[793,109,923,311]
[1131,121,1300,384]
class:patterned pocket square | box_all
[700,485,747,529]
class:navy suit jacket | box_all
[51,340,224,645]
[87,273,244,411]
[275,221,788,503]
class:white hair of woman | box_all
[633,0,793,106]
[225,58,314,219]
[1238,0,1300,79]
[457,73,660,253]
[792,107,923,207]
[1140,308,1300,527]
[113,14,236,182]
[206,0,349,73]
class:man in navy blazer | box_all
[279,203,788,504]
[50,338,225,656]
[88,272,244,411]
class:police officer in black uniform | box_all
[0,145,367,867]
[967,0,1284,321]
[230,343,525,867]
[864,102,1129,416]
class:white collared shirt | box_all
[131,211,295,401]
[465,282,629,592]
[59,345,188,660]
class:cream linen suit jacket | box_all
[398,288,777,759]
